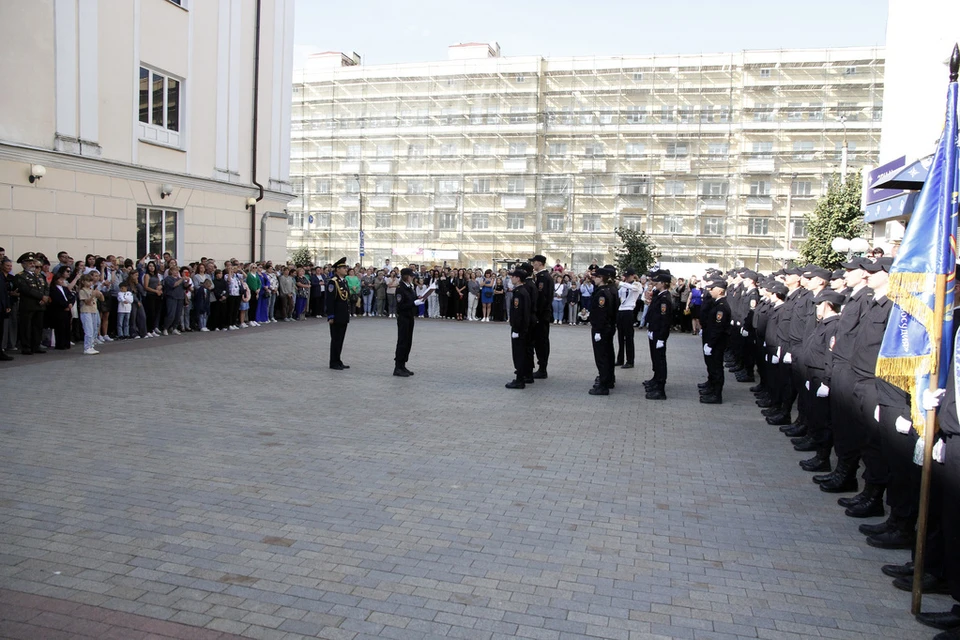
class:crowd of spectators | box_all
[0,246,711,359]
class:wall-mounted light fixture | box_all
[28,164,46,184]
[160,183,174,199]
[245,197,257,210]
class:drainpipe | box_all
[260,211,288,262]
[250,0,265,261]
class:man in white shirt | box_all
[616,268,643,368]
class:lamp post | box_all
[831,236,870,261]
[354,174,364,267]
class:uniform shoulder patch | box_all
[538,282,543,290]
[513,298,519,308]
[829,335,836,351]
[328,283,335,292]
[661,303,667,314]
[598,297,606,307]
[716,310,724,323]
[750,299,757,309]
[397,292,402,300]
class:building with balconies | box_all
[290,43,883,271]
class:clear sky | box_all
[293,0,889,67]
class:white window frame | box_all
[471,213,489,230]
[792,181,813,197]
[506,177,525,194]
[748,218,769,236]
[791,218,809,238]
[622,216,643,231]
[703,217,724,236]
[664,216,683,234]
[438,212,458,230]
[473,178,491,194]
[406,212,423,229]
[664,180,685,196]
[138,65,183,148]
[507,213,525,230]
[137,207,181,258]
[625,143,645,157]
[749,180,770,196]
[546,214,565,232]
[581,215,601,232]
[375,212,392,228]
[548,142,568,156]
[406,180,424,195]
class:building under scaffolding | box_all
[289,43,883,272]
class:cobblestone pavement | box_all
[0,318,947,639]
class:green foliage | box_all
[798,174,866,269]
[614,227,661,275]
[289,245,313,268]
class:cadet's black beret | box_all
[863,257,894,273]
[803,267,832,281]
[814,290,846,306]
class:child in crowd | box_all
[239,279,250,328]
[77,275,104,354]
[117,283,133,339]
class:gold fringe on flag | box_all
[875,355,932,434]
[886,272,936,329]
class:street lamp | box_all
[354,174,364,267]
[831,236,870,261]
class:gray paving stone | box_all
[0,322,937,640]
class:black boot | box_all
[792,437,817,451]
[761,407,783,417]
[867,527,915,550]
[699,393,722,404]
[505,379,526,389]
[785,425,808,438]
[645,387,666,400]
[765,411,791,426]
[799,450,831,472]
[393,367,411,377]
[819,459,858,493]
[532,369,548,379]
[757,399,778,408]
[749,383,764,393]
[844,484,885,518]
[881,561,914,578]
[838,486,871,508]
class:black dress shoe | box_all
[860,520,892,536]
[793,439,819,452]
[505,380,526,389]
[761,407,782,417]
[645,389,666,400]
[330,364,346,370]
[845,495,885,518]
[765,412,791,426]
[813,470,838,484]
[697,382,710,389]
[524,376,535,384]
[933,630,960,640]
[588,386,609,396]
[339,363,350,369]
[881,561,914,578]
[893,574,951,595]
[867,529,915,550]
[532,370,547,379]
[785,425,807,438]
[34,348,47,354]
[799,455,831,472]
[621,363,634,369]
[749,384,764,393]
[393,368,411,377]
[916,607,960,631]
[699,394,722,404]
[403,368,415,375]
[757,399,777,408]
[838,490,868,508]
[737,375,756,383]
[778,423,795,433]
[819,476,858,493]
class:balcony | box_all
[339,161,362,173]
[661,158,691,173]
[368,195,393,209]
[616,195,650,212]
[744,158,776,173]
[745,196,774,211]
[367,160,395,173]
[339,195,360,208]
[502,157,532,173]
[433,195,459,210]
[542,195,569,210]
[699,198,727,212]
[501,195,530,210]
[579,158,608,173]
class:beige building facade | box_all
[290,44,883,272]
[0,0,295,264]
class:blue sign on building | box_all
[864,156,907,206]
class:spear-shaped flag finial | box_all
[950,43,959,82]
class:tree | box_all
[798,174,866,269]
[614,227,660,275]
[289,245,313,268]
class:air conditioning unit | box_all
[884,220,905,243]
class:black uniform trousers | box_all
[511,333,529,380]
[852,376,890,486]
[18,306,44,353]
[649,338,667,385]
[593,330,616,389]
[329,322,347,367]
[741,331,757,374]
[533,317,550,371]
[395,316,414,367]
[616,310,635,365]
[878,404,921,524]
[805,388,832,450]
[524,323,536,378]
[934,434,960,598]
[830,363,861,463]
[705,339,727,394]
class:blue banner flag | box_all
[876,80,960,433]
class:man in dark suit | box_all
[393,268,419,377]
[15,253,49,355]
[0,257,12,361]
[325,257,351,370]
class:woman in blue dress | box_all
[255,269,270,323]
[480,269,495,322]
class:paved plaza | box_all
[0,319,948,639]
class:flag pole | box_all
[911,43,959,615]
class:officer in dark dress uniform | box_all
[505,267,532,389]
[325,257,351,370]
[530,255,553,379]
[643,272,673,400]
[521,263,538,384]
[699,280,731,404]
[734,271,761,383]
[15,253,49,355]
[393,268,418,377]
[589,265,618,396]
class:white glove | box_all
[414,298,424,306]
[594,333,601,343]
[776,346,781,358]
[874,405,880,422]
[816,383,829,398]
[895,415,912,434]
[703,344,712,356]
[933,439,946,464]
[771,355,780,364]
[511,332,519,339]
[647,331,653,340]
[783,352,793,364]
[805,381,810,391]
[914,437,925,466]
[656,340,664,349]
[740,328,748,337]
[922,388,947,412]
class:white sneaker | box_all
[161,329,168,336]
[172,329,181,335]
[134,336,141,340]
[271,319,277,323]
[228,326,238,331]
[84,348,99,355]
[251,321,259,327]
[200,327,210,332]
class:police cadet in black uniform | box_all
[521,263,538,384]
[325,257,351,370]
[643,272,673,400]
[733,271,761,383]
[589,265,618,396]
[615,268,642,368]
[15,252,50,355]
[393,268,419,377]
[505,267,533,389]
[529,255,553,379]
[699,280,731,404]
